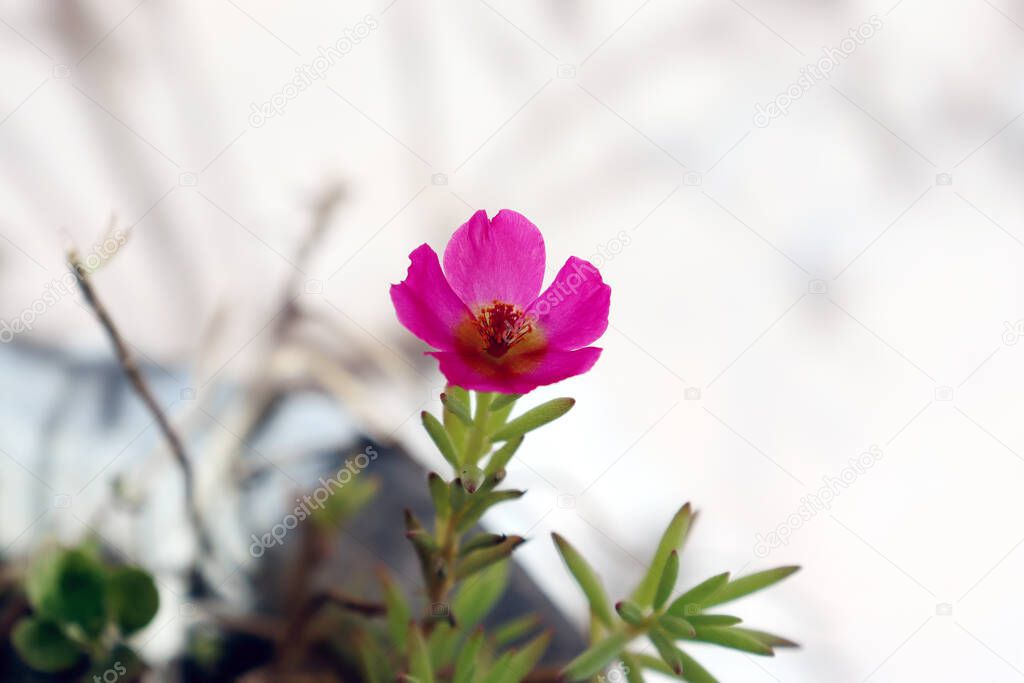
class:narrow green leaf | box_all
[408,623,436,683]
[490,398,575,442]
[456,489,525,532]
[654,550,679,610]
[677,650,718,683]
[450,478,468,511]
[489,393,516,430]
[404,508,426,533]
[107,566,159,635]
[485,436,523,477]
[666,573,730,618]
[453,628,484,683]
[702,566,799,608]
[423,411,460,468]
[475,469,506,496]
[489,402,515,435]
[12,617,81,673]
[686,614,741,627]
[428,622,461,668]
[460,533,507,556]
[452,560,509,630]
[488,630,552,683]
[634,653,674,677]
[454,537,524,580]
[562,631,630,681]
[357,632,388,683]
[632,504,693,608]
[615,600,645,626]
[620,652,647,683]
[588,610,603,644]
[407,529,440,554]
[552,533,616,627]
[493,614,541,646]
[479,650,515,683]
[405,509,432,578]
[464,392,495,464]
[310,475,380,529]
[640,650,722,683]
[658,615,696,639]
[442,392,473,426]
[649,630,684,676]
[731,627,798,649]
[512,630,552,672]
[378,568,411,650]
[692,627,773,656]
[444,386,469,454]
[490,393,522,412]
[428,473,451,521]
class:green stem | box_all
[428,514,459,610]
[422,391,500,627]
[464,392,494,466]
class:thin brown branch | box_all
[68,248,210,555]
[277,182,346,337]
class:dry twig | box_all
[68,248,211,556]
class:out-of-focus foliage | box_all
[13,543,158,676]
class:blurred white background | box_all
[3,0,1024,680]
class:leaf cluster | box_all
[14,543,159,675]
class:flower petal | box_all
[527,257,611,350]
[443,209,546,309]
[428,347,602,394]
[390,244,473,351]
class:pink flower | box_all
[391,209,611,394]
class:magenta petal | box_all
[390,244,473,351]
[443,209,546,309]
[527,257,611,350]
[428,347,602,394]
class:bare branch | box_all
[68,247,210,556]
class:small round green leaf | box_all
[12,617,82,673]
[28,548,108,637]
[108,566,160,635]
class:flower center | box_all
[473,302,533,358]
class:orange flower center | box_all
[473,302,533,358]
